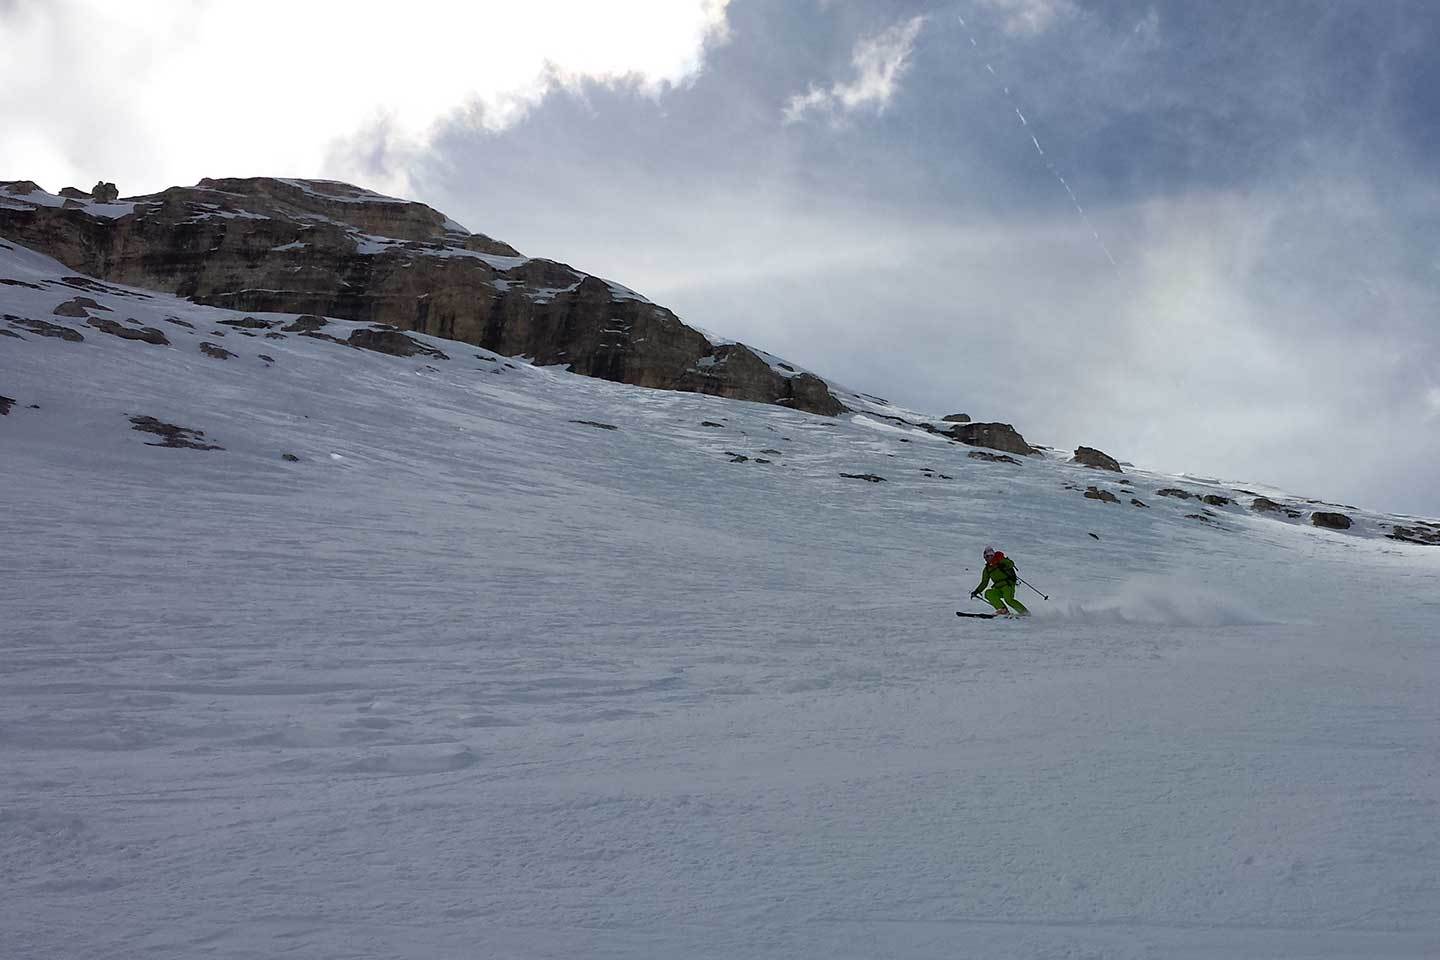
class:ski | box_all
[956,611,1001,619]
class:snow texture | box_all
[2,240,1439,960]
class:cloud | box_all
[784,15,926,124]
[0,0,731,197]
[977,0,1078,36]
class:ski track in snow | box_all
[2,243,1439,959]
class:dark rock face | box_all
[0,176,846,416]
[1251,497,1284,512]
[200,342,236,360]
[7,316,84,341]
[1084,486,1120,503]
[86,317,169,345]
[1073,446,1123,472]
[0,395,14,415]
[348,327,448,359]
[129,415,222,450]
[941,421,1037,456]
[840,473,887,483]
[1389,524,1440,545]
[1156,488,1194,499]
[942,413,971,423]
[1202,494,1233,507]
[570,420,618,430]
[282,315,328,333]
[92,182,120,203]
[968,451,1021,464]
[219,316,276,329]
[1312,512,1353,530]
[1130,498,1149,508]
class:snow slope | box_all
[2,240,1438,959]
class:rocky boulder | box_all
[0,177,847,417]
[1311,512,1353,530]
[940,421,1037,456]
[1083,486,1119,503]
[1072,446,1122,472]
[942,413,971,423]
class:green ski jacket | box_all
[974,555,1018,594]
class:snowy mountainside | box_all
[3,240,1439,959]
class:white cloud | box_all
[978,0,1078,36]
[784,15,925,124]
[0,0,731,197]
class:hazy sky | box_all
[4,0,1438,514]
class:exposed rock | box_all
[347,327,449,359]
[700,421,725,428]
[282,315,328,333]
[676,342,845,416]
[86,317,169,345]
[1083,486,1120,503]
[570,420,618,430]
[282,453,301,462]
[1130,498,1149,508]
[300,330,348,346]
[1072,446,1122,472]
[1089,532,1101,540]
[0,329,22,338]
[7,316,84,341]
[219,316,276,329]
[0,278,44,290]
[754,458,772,465]
[942,413,971,423]
[1202,495,1233,507]
[0,395,14,415]
[258,354,275,364]
[129,415,222,450]
[840,473,887,483]
[200,342,236,360]
[1388,525,1440,545]
[1311,512,1353,530]
[91,182,120,203]
[58,187,90,200]
[968,451,1021,464]
[1156,488,1194,499]
[759,448,783,456]
[53,298,102,318]
[728,453,750,463]
[1186,513,1218,523]
[0,176,847,416]
[163,316,195,328]
[942,421,1037,456]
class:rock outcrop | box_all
[1072,446,1122,472]
[939,421,1038,456]
[1311,512,1353,530]
[0,177,847,416]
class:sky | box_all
[3,0,1439,515]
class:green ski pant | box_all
[984,583,1029,615]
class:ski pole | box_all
[1018,577,1049,600]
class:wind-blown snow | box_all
[2,240,1438,959]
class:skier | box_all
[970,545,1029,617]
